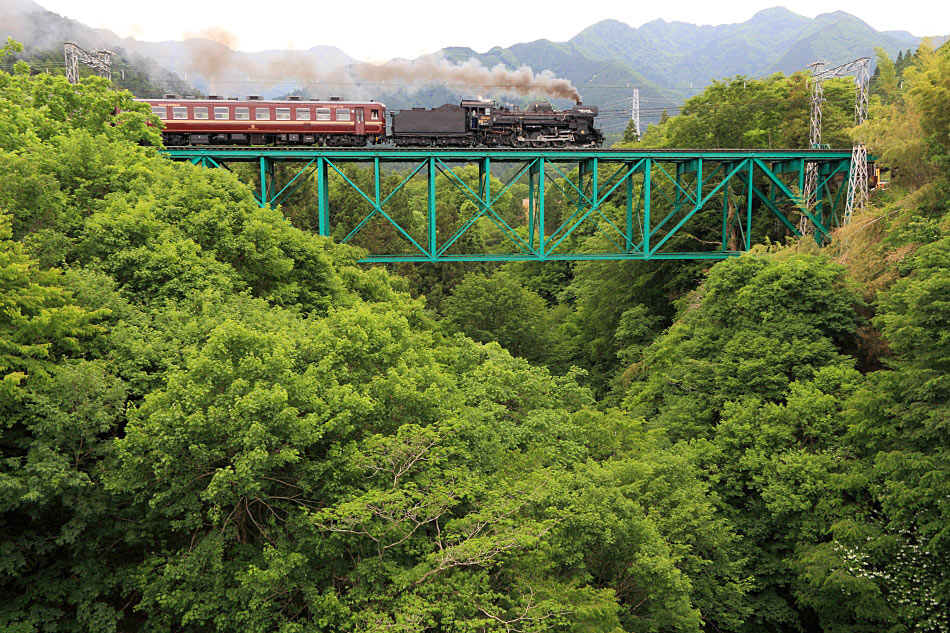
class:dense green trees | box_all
[619,73,854,151]
[3,38,949,633]
[0,51,740,632]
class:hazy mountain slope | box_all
[1,4,355,98]
[759,11,918,74]
[0,0,43,15]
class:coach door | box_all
[354,107,365,135]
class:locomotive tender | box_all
[141,95,603,148]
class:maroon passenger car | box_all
[139,96,386,146]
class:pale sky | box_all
[36,0,950,61]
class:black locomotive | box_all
[390,99,603,148]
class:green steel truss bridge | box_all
[162,147,860,263]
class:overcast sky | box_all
[35,0,950,61]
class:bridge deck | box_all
[160,147,859,262]
[164,147,854,160]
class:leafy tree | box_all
[0,212,127,633]
[798,234,950,633]
[622,253,865,632]
[871,47,898,103]
[621,119,641,144]
[863,41,950,187]
[548,433,749,632]
[442,271,565,365]
[623,73,852,151]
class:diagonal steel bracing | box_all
[162,148,863,262]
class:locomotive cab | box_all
[461,99,493,131]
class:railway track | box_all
[165,146,852,154]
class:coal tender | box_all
[390,99,603,148]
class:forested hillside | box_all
[1,35,949,633]
[4,0,948,137]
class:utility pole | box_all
[631,88,641,141]
[799,57,870,229]
[64,42,114,84]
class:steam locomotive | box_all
[390,99,602,148]
[140,95,603,148]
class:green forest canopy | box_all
[1,37,949,632]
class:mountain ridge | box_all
[3,1,948,133]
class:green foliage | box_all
[624,254,863,439]
[0,210,126,633]
[75,160,346,312]
[442,270,566,365]
[548,435,749,632]
[863,41,950,187]
[872,47,898,103]
[619,254,867,632]
[802,235,950,632]
[621,119,641,144]
[621,73,853,150]
[3,32,950,633]
[0,214,99,402]
[0,37,23,64]
[0,67,160,151]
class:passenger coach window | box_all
[295,108,310,120]
[370,109,379,120]
[172,107,187,119]
[255,108,271,121]
[151,106,167,119]
[315,108,331,121]
[235,107,249,120]
[214,107,230,120]
[194,107,208,119]
[276,108,291,121]
[335,108,351,121]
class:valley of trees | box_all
[1,35,949,632]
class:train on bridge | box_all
[139,96,603,149]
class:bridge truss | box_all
[163,148,858,263]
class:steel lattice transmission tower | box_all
[631,88,641,141]
[801,61,828,233]
[799,57,870,230]
[844,58,870,223]
[64,42,114,84]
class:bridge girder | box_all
[167,148,859,262]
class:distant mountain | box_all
[0,0,43,15]
[551,7,943,93]
[443,7,947,132]
[0,2,356,98]
[2,1,947,135]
